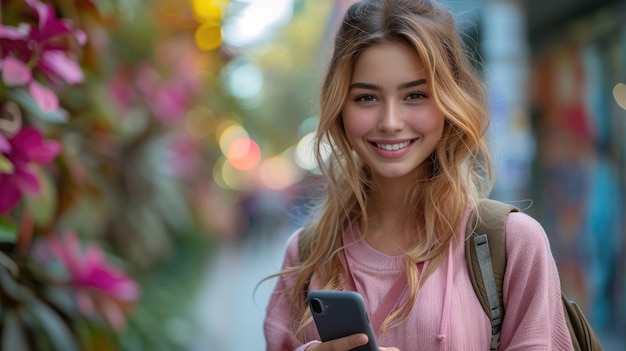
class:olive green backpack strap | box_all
[465,199,518,351]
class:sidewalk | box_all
[189,222,294,350]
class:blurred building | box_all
[472,0,626,346]
[524,0,626,343]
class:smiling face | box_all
[342,41,445,183]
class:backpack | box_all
[298,199,604,350]
[465,199,604,351]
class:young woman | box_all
[264,0,574,350]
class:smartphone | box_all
[307,290,378,351]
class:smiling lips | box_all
[375,140,412,151]
[370,139,416,158]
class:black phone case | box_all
[307,290,378,351]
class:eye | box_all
[355,94,377,102]
[406,92,427,100]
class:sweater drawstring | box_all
[437,239,454,346]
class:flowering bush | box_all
[0,126,61,213]
[1,0,85,118]
[34,231,141,331]
[0,0,144,348]
[0,0,224,349]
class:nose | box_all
[377,102,404,132]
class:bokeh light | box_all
[191,0,226,23]
[221,0,294,48]
[294,132,316,171]
[221,57,264,107]
[212,156,229,189]
[195,22,222,51]
[258,152,303,190]
[226,137,261,170]
[298,116,319,138]
[192,0,228,50]
[218,122,249,154]
[614,83,626,110]
[220,158,250,191]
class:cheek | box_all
[410,108,445,135]
[342,109,372,142]
[434,116,446,136]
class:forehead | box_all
[351,42,426,84]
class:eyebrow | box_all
[398,78,427,90]
[349,78,427,91]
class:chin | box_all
[371,168,414,180]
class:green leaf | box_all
[0,154,14,174]
[27,298,79,351]
[0,266,23,300]
[43,286,81,317]
[1,310,29,351]
[0,217,18,244]
[24,167,58,227]
[6,89,68,124]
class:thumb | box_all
[329,333,368,350]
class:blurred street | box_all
[190,213,297,350]
[1,1,624,350]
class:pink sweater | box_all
[264,211,574,350]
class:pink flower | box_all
[40,51,83,85]
[0,0,85,112]
[28,80,60,112]
[0,134,10,153]
[0,57,60,112]
[0,127,61,213]
[1,57,32,85]
[0,0,85,83]
[40,232,141,331]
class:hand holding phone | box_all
[307,290,378,351]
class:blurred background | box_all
[0,0,624,350]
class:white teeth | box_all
[375,141,411,151]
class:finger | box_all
[326,333,369,351]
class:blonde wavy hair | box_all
[273,0,493,340]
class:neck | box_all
[368,171,419,219]
[362,174,422,255]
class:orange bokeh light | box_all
[226,138,261,170]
